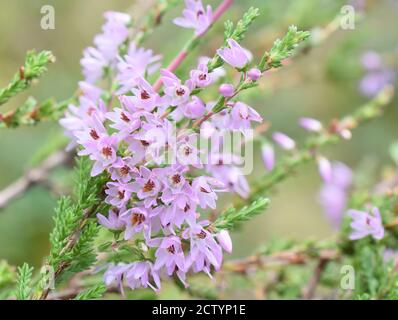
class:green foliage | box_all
[44,157,108,288]
[213,197,270,231]
[74,283,107,300]
[0,50,54,106]
[260,25,310,70]
[14,263,34,300]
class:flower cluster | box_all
[60,2,265,292]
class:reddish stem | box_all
[153,0,234,92]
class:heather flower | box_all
[230,102,262,129]
[121,207,149,240]
[117,43,162,94]
[94,11,131,61]
[125,261,161,292]
[272,132,296,150]
[359,70,395,97]
[108,157,138,183]
[299,117,323,132]
[192,176,224,209]
[361,51,382,71]
[79,134,119,176]
[347,207,385,240]
[319,162,352,229]
[181,96,206,119]
[183,223,223,277]
[106,107,141,138]
[173,0,213,35]
[190,62,213,88]
[247,68,262,81]
[217,39,252,69]
[317,156,332,183]
[97,208,125,230]
[105,181,136,208]
[130,76,162,112]
[219,83,235,97]
[80,47,107,83]
[132,166,162,207]
[151,236,187,284]
[198,56,226,81]
[208,165,249,198]
[261,144,275,171]
[216,229,233,253]
[78,81,103,102]
[161,69,193,106]
[103,263,131,289]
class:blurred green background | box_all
[0,0,397,268]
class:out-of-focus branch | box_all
[0,150,73,211]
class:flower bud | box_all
[272,132,296,150]
[219,83,235,97]
[216,230,233,253]
[299,117,323,132]
[248,68,262,81]
[261,144,275,171]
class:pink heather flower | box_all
[78,81,103,102]
[299,117,323,132]
[97,208,125,230]
[261,144,275,171]
[348,207,385,240]
[319,162,352,229]
[108,157,138,183]
[131,166,162,208]
[359,70,395,97]
[78,133,119,176]
[106,107,141,138]
[361,51,382,71]
[217,39,252,69]
[199,56,226,81]
[161,69,193,106]
[272,132,296,150]
[80,47,107,83]
[105,181,136,208]
[117,43,162,94]
[121,207,149,240]
[247,68,262,81]
[190,62,213,88]
[219,83,235,97]
[103,264,131,289]
[317,156,333,183]
[130,76,162,112]
[230,102,262,129]
[183,223,223,277]
[94,11,131,61]
[181,96,206,119]
[173,0,213,35]
[192,176,224,209]
[151,236,187,285]
[216,230,233,253]
[125,261,161,292]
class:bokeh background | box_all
[0,0,397,269]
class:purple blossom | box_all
[359,70,395,97]
[108,157,138,183]
[121,207,149,240]
[190,62,213,88]
[130,76,162,112]
[125,261,161,292]
[117,43,162,94]
[219,83,235,97]
[105,181,135,208]
[247,68,262,81]
[319,162,353,229]
[80,47,107,83]
[299,117,323,132]
[317,156,333,183]
[272,132,296,150]
[161,69,193,106]
[192,176,224,209]
[261,144,275,171]
[180,96,206,119]
[183,223,223,277]
[361,51,382,71]
[216,230,233,253]
[348,207,385,240]
[97,209,125,230]
[230,102,262,129]
[131,166,162,208]
[217,39,252,69]
[173,0,213,35]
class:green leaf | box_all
[15,263,34,300]
[214,197,270,231]
[74,283,107,300]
